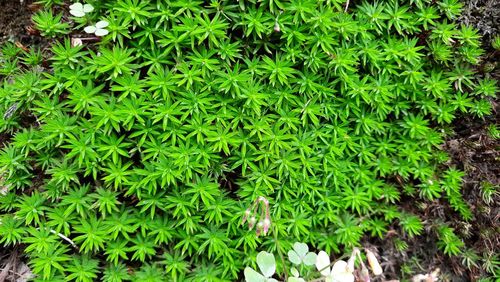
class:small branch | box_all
[344,0,350,12]
[49,229,78,249]
[0,247,18,282]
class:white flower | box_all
[71,38,83,47]
[315,251,354,282]
[69,3,94,17]
[84,21,109,37]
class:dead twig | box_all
[0,248,18,282]
[49,229,78,250]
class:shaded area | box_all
[0,0,35,45]
[366,0,499,280]
[459,0,500,42]
[0,1,40,281]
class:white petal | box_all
[95,28,109,37]
[84,26,97,34]
[83,4,94,13]
[69,10,85,17]
[366,250,383,276]
[303,252,317,266]
[332,273,354,282]
[293,242,309,258]
[288,250,301,265]
[290,267,300,278]
[325,277,335,282]
[331,260,349,275]
[256,252,276,278]
[95,20,109,28]
[69,3,83,11]
[316,251,331,276]
[243,267,266,282]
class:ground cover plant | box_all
[0,0,497,281]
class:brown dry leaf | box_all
[411,268,440,282]
[15,262,34,282]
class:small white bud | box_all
[366,250,383,276]
[71,38,83,47]
[347,254,356,273]
[256,221,264,229]
[248,216,257,229]
[274,22,280,32]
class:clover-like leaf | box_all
[303,252,317,266]
[293,242,309,257]
[84,21,109,37]
[288,242,317,266]
[316,251,332,276]
[256,251,276,278]
[288,250,301,265]
[69,3,94,17]
[290,267,300,277]
[244,267,266,282]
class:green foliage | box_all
[35,0,65,7]
[480,182,498,205]
[32,10,70,38]
[491,35,500,50]
[0,0,495,280]
[399,214,424,238]
[436,224,464,256]
[482,253,500,275]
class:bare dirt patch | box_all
[0,0,36,45]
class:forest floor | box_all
[0,0,498,281]
[368,1,499,281]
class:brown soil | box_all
[370,114,499,281]
[367,0,500,280]
[459,0,500,43]
[0,0,37,45]
[0,1,40,281]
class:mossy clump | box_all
[0,0,496,281]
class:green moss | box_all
[0,0,496,280]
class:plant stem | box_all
[49,229,78,249]
[273,225,288,281]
